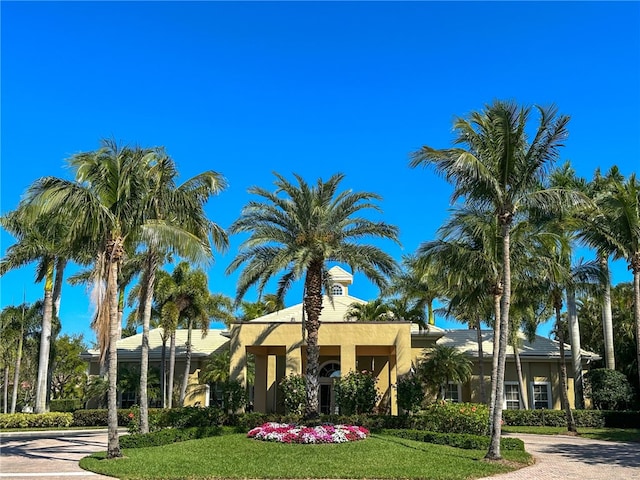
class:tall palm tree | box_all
[20,140,160,458]
[133,152,227,431]
[410,101,576,459]
[0,206,75,413]
[587,174,640,386]
[227,172,399,418]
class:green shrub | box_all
[222,380,248,414]
[396,374,424,414]
[72,409,132,427]
[49,399,83,413]
[410,402,489,435]
[0,412,73,429]
[502,409,640,428]
[279,374,307,415]
[382,429,524,451]
[334,370,379,415]
[587,369,635,410]
[155,406,225,429]
[120,425,223,448]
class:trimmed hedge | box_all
[50,399,83,413]
[72,409,135,427]
[382,428,525,451]
[120,426,223,448]
[502,409,640,428]
[0,412,73,429]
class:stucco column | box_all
[254,354,268,412]
[229,328,247,390]
[341,344,356,374]
[389,353,398,415]
[267,355,277,412]
[286,346,302,376]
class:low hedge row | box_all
[501,409,640,428]
[120,426,223,448]
[50,399,83,413]
[381,428,525,451]
[0,412,73,429]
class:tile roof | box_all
[436,329,601,361]
[82,328,229,360]
[243,294,366,323]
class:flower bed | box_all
[248,422,369,444]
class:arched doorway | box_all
[319,361,340,414]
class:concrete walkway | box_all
[0,430,638,479]
[477,433,640,480]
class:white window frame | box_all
[503,381,521,410]
[530,381,552,410]
[331,284,343,296]
[444,382,462,403]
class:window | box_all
[209,383,225,408]
[331,284,343,296]
[120,391,137,409]
[531,382,552,409]
[444,382,461,403]
[503,382,521,410]
[319,362,341,378]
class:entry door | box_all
[320,384,332,414]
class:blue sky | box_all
[1,1,639,345]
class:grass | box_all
[502,426,640,443]
[80,432,532,480]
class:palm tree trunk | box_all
[303,261,324,419]
[52,257,66,317]
[600,255,615,370]
[139,253,157,434]
[488,290,501,436]
[512,333,528,410]
[475,320,486,404]
[556,306,577,432]
[486,222,511,461]
[117,289,125,341]
[106,246,122,459]
[566,287,584,409]
[168,330,176,408]
[10,329,24,414]
[3,365,9,413]
[34,263,54,414]
[179,320,193,406]
[632,257,640,389]
[161,335,167,408]
[428,301,435,326]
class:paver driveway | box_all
[478,433,640,480]
[0,430,114,480]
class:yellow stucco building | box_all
[83,266,600,413]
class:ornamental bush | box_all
[383,428,524,451]
[49,398,83,412]
[412,402,489,435]
[0,412,72,429]
[334,370,379,415]
[279,374,307,415]
[396,373,424,414]
[120,426,223,448]
[586,369,635,410]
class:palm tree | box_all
[227,172,399,418]
[0,206,76,413]
[593,174,640,387]
[344,299,391,321]
[417,344,472,400]
[410,101,576,459]
[20,140,160,458]
[133,152,227,432]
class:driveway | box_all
[478,433,640,480]
[0,430,115,480]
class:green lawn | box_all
[502,426,640,443]
[80,433,532,480]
